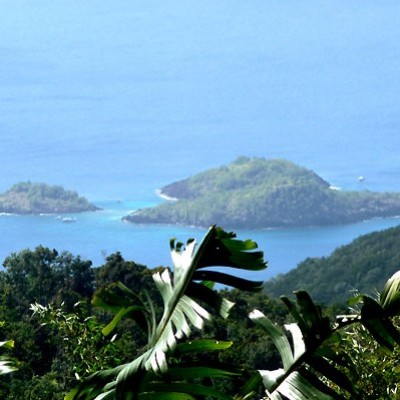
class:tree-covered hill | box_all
[263,224,400,305]
[124,157,400,228]
[0,182,99,214]
[0,245,286,399]
[0,228,399,399]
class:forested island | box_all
[0,182,99,214]
[124,157,400,228]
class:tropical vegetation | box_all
[0,182,99,214]
[124,157,400,228]
[0,225,399,399]
[264,224,400,305]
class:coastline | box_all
[155,189,178,202]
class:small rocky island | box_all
[0,182,99,214]
[124,157,400,229]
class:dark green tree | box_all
[1,247,94,316]
[64,227,400,400]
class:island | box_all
[0,182,100,214]
[123,157,400,229]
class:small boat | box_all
[61,217,77,223]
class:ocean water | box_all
[1,1,400,281]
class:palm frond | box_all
[68,226,267,399]
[249,292,358,400]
[0,339,17,375]
[250,272,400,400]
[92,282,151,337]
[359,295,400,351]
[380,270,400,316]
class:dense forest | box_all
[124,157,400,229]
[0,182,99,214]
[0,225,399,399]
[0,245,287,399]
[264,224,400,305]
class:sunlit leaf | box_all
[68,226,267,399]
[361,296,400,350]
[252,294,358,400]
[0,339,17,375]
[250,309,293,370]
[380,270,400,315]
[175,339,233,353]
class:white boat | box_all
[61,217,77,223]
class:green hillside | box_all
[0,182,99,214]
[124,157,400,228]
[263,224,400,304]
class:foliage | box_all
[124,157,400,228]
[0,336,17,376]
[67,225,267,399]
[65,226,400,400]
[0,226,399,399]
[94,252,155,294]
[0,248,96,399]
[246,270,400,399]
[337,317,400,399]
[30,302,125,384]
[0,181,99,214]
[1,247,94,315]
[264,225,400,305]
[160,157,329,199]
[1,372,65,400]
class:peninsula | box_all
[124,157,400,229]
[0,182,99,214]
[263,224,400,305]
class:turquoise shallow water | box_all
[1,198,399,283]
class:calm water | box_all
[1,202,399,283]
[1,1,400,281]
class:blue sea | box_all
[1,1,400,282]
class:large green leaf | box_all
[250,277,400,400]
[273,371,337,400]
[249,310,294,370]
[251,311,340,399]
[68,226,267,399]
[360,296,400,351]
[195,227,266,273]
[91,282,151,337]
[250,292,359,400]
[0,339,17,375]
[0,360,17,376]
[380,270,400,316]
[175,339,233,354]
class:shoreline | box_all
[155,189,179,202]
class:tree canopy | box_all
[0,182,99,214]
[264,224,400,305]
[124,157,400,229]
[0,226,399,399]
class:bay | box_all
[1,198,399,284]
[0,1,400,281]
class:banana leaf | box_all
[68,226,267,399]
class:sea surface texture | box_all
[1,1,400,281]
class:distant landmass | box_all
[124,157,400,228]
[0,182,99,214]
[263,224,400,305]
